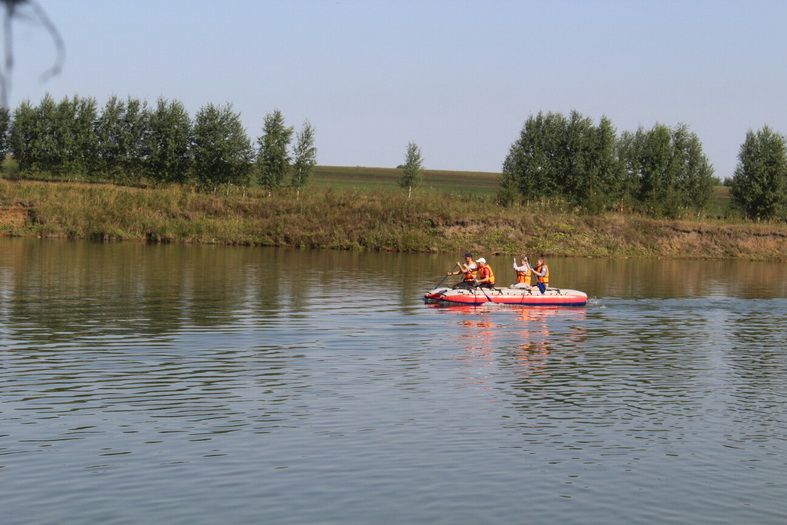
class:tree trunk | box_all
[408,186,412,200]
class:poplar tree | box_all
[731,126,786,220]
[192,103,252,189]
[672,125,714,214]
[592,116,621,212]
[399,141,423,199]
[72,97,99,177]
[121,97,150,180]
[291,121,316,194]
[95,96,124,177]
[147,98,192,183]
[502,112,567,202]
[562,111,596,208]
[497,154,519,206]
[616,128,648,211]
[256,110,293,193]
[0,106,9,160]
[33,94,58,173]
[95,96,150,181]
[638,123,674,215]
[9,101,35,171]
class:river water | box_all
[1,239,785,524]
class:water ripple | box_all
[1,242,786,524]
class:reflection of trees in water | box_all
[1,242,263,343]
[183,246,251,329]
[0,244,449,343]
[566,258,787,299]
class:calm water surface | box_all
[1,239,786,524]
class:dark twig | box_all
[0,0,65,108]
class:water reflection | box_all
[1,241,784,345]
[1,239,786,524]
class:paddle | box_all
[474,281,493,302]
[432,273,450,289]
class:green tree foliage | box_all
[95,96,150,181]
[95,96,123,176]
[618,123,714,216]
[673,125,715,215]
[9,101,35,171]
[731,126,787,221]
[637,123,675,214]
[192,103,252,188]
[497,154,519,206]
[502,112,567,201]
[4,95,315,189]
[72,97,100,176]
[6,95,99,176]
[0,106,11,159]
[399,141,423,199]
[256,109,293,192]
[33,94,58,172]
[291,121,316,190]
[503,112,715,215]
[593,116,622,212]
[147,98,192,183]
[51,96,99,176]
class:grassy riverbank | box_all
[0,177,784,260]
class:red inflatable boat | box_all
[424,284,588,306]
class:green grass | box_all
[707,185,734,218]
[312,165,501,195]
[0,178,784,260]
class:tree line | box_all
[0,94,316,190]
[501,111,786,220]
[500,111,716,216]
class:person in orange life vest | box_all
[512,256,532,287]
[531,256,550,294]
[474,258,496,288]
[447,252,477,289]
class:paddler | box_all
[474,257,496,288]
[512,256,532,287]
[531,256,550,294]
[447,252,477,289]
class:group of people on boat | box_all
[447,252,551,294]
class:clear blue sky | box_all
[11,0,787,177]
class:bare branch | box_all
[28,0,64,82]
[0,0,65,108]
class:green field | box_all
[312,165,501,195]
[313,165,736,214]
[3,161,735,214]
[708,185,733,217]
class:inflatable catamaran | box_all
[424,284,588,306]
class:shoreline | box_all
[1,178,785,261]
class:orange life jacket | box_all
[535,263,549,285]
[478,265,495,285]
[462,263,477,282]
[516,268,531,285]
